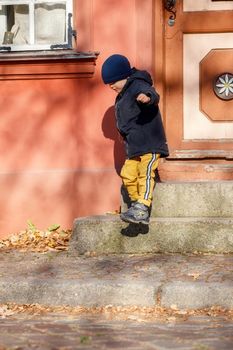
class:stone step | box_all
[0,251,232,310]
[122,182,233,217]
[70,215,233,255]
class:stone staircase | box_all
[1,182,232,311]
[70,182,233,255]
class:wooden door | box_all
[156,0,233,181]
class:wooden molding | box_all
[168,149,233,160]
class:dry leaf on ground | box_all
[0,227,72,253]
[0,303,232,322]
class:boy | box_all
[101,54,169,224]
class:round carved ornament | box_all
[213,73,233,101]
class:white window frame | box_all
[0,0,73,51]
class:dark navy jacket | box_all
[115,68,169,159]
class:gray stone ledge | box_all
[70,215,233,255]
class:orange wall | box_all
[0,0,155,236]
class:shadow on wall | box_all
[101,106,125,176]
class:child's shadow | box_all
[121,223,149,237]
[102,106,125,176]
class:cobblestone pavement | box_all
[0,313,232,350]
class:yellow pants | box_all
[120,153,160,207]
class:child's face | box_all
[109,78,127,94]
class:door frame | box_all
[155,0,233,159]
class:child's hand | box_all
[136,93,151,104]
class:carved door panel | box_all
[156,0,233,180]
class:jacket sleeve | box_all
[132,81,160,105]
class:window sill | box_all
[0,50,99,80]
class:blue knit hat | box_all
[101,54,132,84]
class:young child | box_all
[101,54,169,224]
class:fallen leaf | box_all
[0,306,15,318]
[188,272,201,280]
[0,227,72,253]
[106,210,120,215]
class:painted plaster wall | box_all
[0,0,155,236]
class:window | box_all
[0,0,74,51]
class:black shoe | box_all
[120,202,150,225]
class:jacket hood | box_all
[127,68,153,86]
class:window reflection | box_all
[35,3,66,44]
[0,3,66,46]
